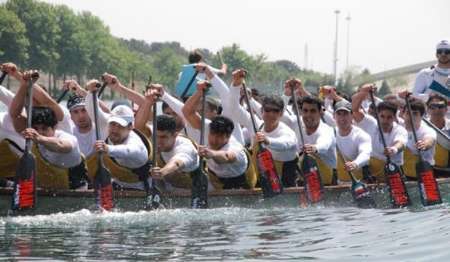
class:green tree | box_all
[6,0,60,71]
[0,6,29,65]
[54,5,90,81]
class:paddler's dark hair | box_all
[377,101,398,115]
[261,95,284,111]
[32,106,58,128]
[409,99,426,116]
[299,96,323,111]
[156,114,177,134]
[209,116,234,137]
[188,49,203,64]
[426,94,448,105]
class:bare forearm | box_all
[135,100,152,132]
[211,150,236,164]
[161,158,185,176]
[111,83,145,107]
[38,136,72,153]
[181,90,202,129]
[33,84,64,121]
[9,80,27,120]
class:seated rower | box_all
[182,83,253,189]
[333,100,373,183]
[8,71,87,190]
[229,69,299,187]
[397,94,436,180]
[352,84,408,181]
[296,93,337,185]
[151,115,200,192]
[0,64,26,183]
[84,80,151,190]
[426,94,450,176]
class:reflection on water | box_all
[1,206,450,261]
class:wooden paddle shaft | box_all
[56,89,69,103]
[152,101,157,166]
[369,91,391,162]
[290,84,306,146]
[404,95,424,161]
[92,89,104,166]
[242,82,259,134]
[0,71,7,85]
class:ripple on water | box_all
[0,206,449,261]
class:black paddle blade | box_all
[0,71,7,85]
[416,160,442,206]
[11,152,36,211]
[351,180,376,208]
[94,166,114,211]
[256,147,282,198]
[302,155,323,203]
[144,180,162,210]
[191,169,208,209]
[384,162,410,208]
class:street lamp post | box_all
[333,10,340,86]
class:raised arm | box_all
[85,80,110,139]
[9,70,31,133]
[229,70,263,136]
[182,81,210,130]
[134,88,157,133]
[352,84,374,123]
[103,73,145,107]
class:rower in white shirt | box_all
[397,94,437,179]
[295,92,337,185]
[229,69,299,187]
[182,82,253,189]
[352,84,408,181]
[9,71,87,189]
[333,100,373,183]
[151,114,200,191]
[425,94,450,175]
[84,79,151,190]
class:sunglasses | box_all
[263,107,281,113]
[437,49,450,55]
[429,103,447,109]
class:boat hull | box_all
[1,178,450,215]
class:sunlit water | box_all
[1,205,450,261]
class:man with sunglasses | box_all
[426,94,450,174]
[413,40,450,103]
[229,70,299,187]
[398,97,436,180]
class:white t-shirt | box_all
[263,121,298,162]
[0,112,25,155]
[297,120,337,168]
[405,122,436,165]
[206,137,248,178]
[414,65,450,101]
[335,125,372,167]
[229,85,298,162]
[72,126,96,157]
[160,135,199,173]
[37,129,82,168]
[107,131,149,169]
[356,114,408,165]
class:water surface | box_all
[1,205,449,261]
